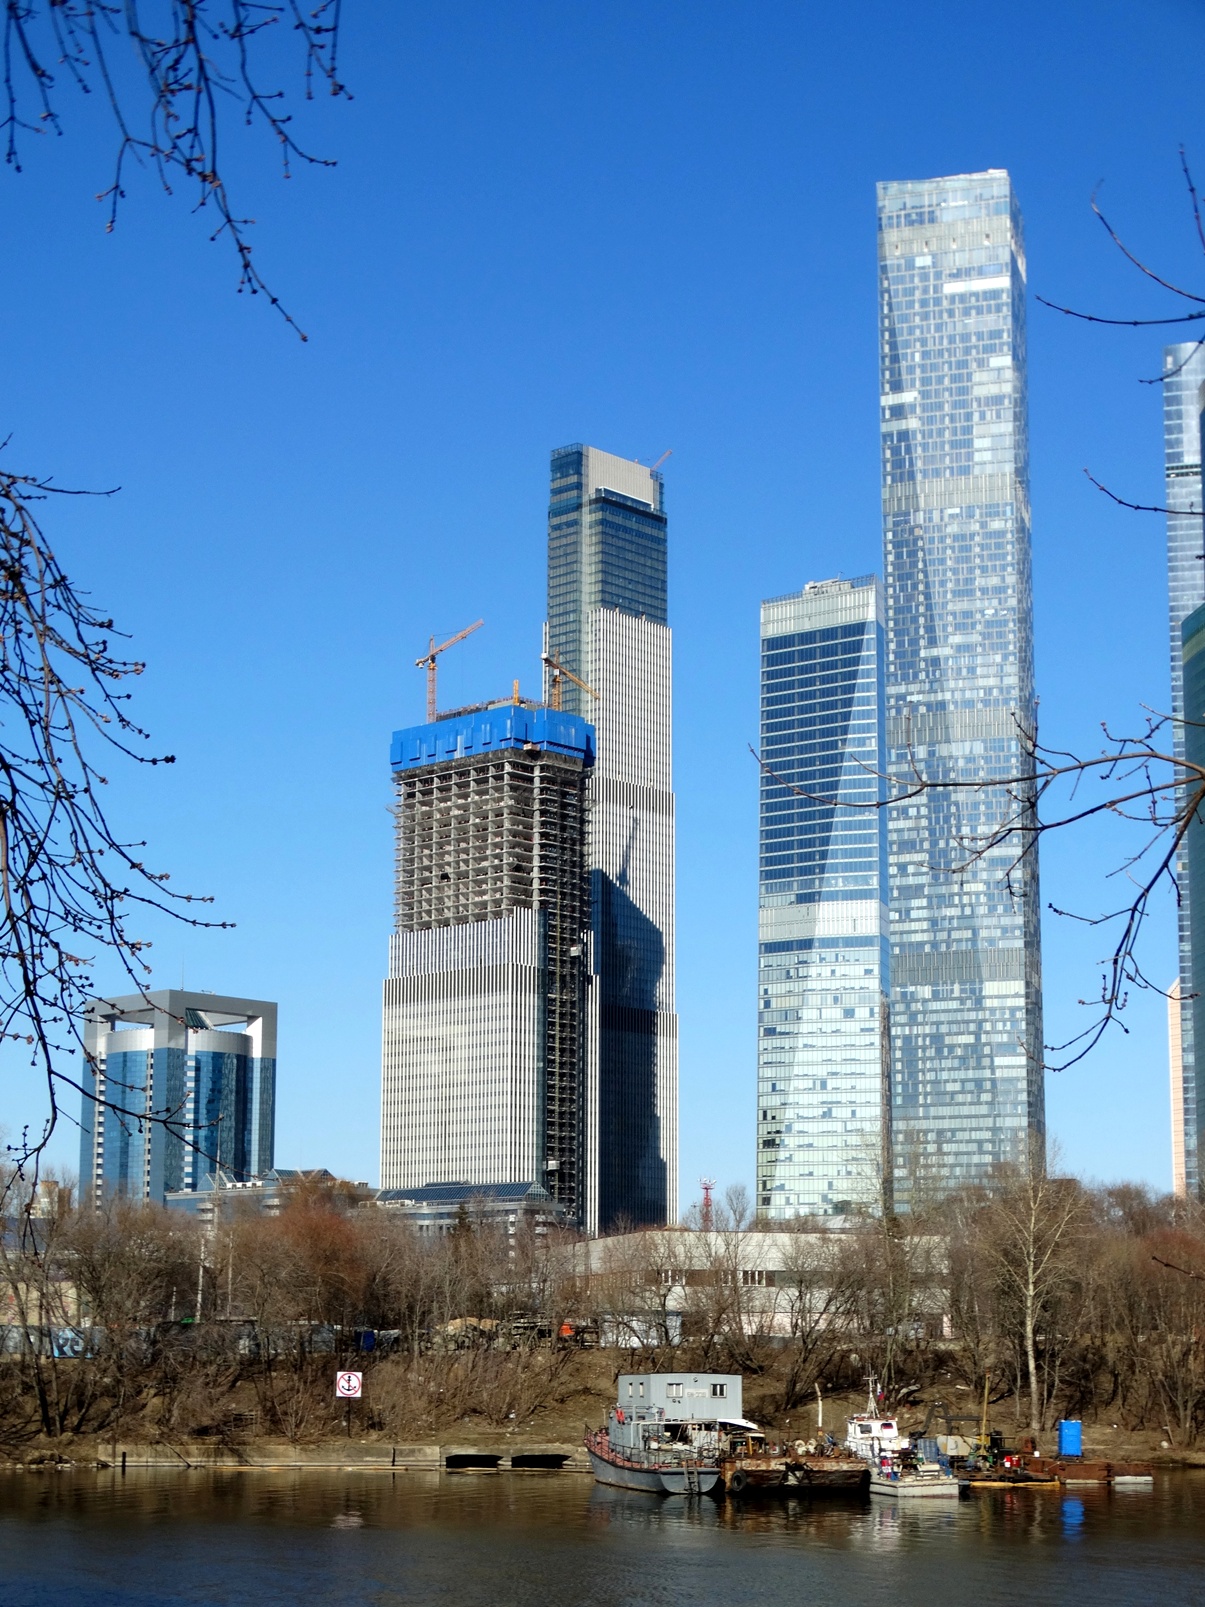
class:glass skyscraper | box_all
[79,990,276,1205]
[877,170,1044,1197]
[1164,342,1205,1198]
[756,577,891,1218]
[546,444,677,1232]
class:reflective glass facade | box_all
[80,991,276,1205]
[1182,603,1205,1196]
[547,444,667,711]
[1164,343,1205,1197]
[756,577,890,1218]
[545,445,677,1231]
[878,171,1043,1198]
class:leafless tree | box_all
[0,471,229,1180]
[0,7,349,1192]
[3,0,347,337]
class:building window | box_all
[666,1382,683,1401]
[711,1383,727,1399]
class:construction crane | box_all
[416,620,483,722]
[650,449,672,472]
[541,650,600,712]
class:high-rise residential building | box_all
[1180,599,1205,1199]
[756,576,891,1219]
[79,990,276,1206]
[545,444,677,1232]
[877,170,1043,1198]
[1170,979,1188,1198]
[380,703,594,1224]
[1164,343,1205,1198]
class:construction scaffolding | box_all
[393,745,590,1222]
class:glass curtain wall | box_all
[1165,343,1205,1198]
[877,170,1043,1200]
[756,577,890,1218]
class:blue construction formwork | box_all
[390,705,595,771]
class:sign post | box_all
[336,1370,363,1438]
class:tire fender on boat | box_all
[728,1468,748,1496]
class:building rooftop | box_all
[391,706,595,770]
[375,1181,553,1206]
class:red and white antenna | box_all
[699,1176,717,1231]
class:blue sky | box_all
[5,0,1205,1203]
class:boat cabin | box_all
[608,1374,757,1459]
[844,1413,907,1462]
[616,1373,743,1421]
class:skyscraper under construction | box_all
[380,704,594,1224]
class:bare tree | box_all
[973,1153,1087,1434]
[0,7,350,1191]
[3,0,347,337]
[0,471,228,1179]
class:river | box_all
[0,1468,1201,1605]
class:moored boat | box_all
[586,1372,752,1495]
[869,1459,961,1499]
[845,1376,960,1499]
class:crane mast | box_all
[416,619,484,722]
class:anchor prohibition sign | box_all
[335,1371,363,1400]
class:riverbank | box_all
[4,1389,1202,1473]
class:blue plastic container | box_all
[1057,1419,1083,1458]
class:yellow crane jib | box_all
[541,651,600,712]
[416,619,484,722]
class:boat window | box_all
[711,1383,727,1398]
[882,1422,895,1431]
[859,1424,872,1435]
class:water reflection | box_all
[0,1469,1197,1607]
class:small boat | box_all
[586,1372,751,1495]
[869,1457,961,1499]
[844,1377,909,1466]
[845,1376,960,1500]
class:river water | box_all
[0,1468,1202,1606]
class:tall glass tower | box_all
[877,170,1043,1198]
[756,577,891,1219]
[546,444,677,1232]
[1164,342,1205,1198]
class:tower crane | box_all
[416,620,483,722]
[541,650,600,712]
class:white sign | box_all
[335,1370,363,1399]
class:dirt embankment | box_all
[4,1354,1203,1469]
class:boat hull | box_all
[720,1455,868,1495]
[587,1446,720,1495]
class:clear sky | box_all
[5,0,1205,1204]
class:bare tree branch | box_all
[2,1,348,338]
[0,461,227,1181]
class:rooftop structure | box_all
[164,1168,339,1223]
[374,1180,567,1236]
